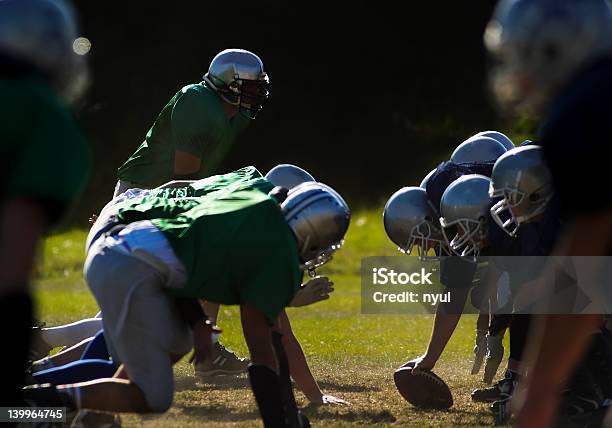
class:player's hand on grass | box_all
[289,276,334,307]
[189,319,221,366]
[309,394,350,406]
[321,395,350,406]
[407,354,436,373]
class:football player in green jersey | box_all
[115,48,270,194]
[25,167,350,426]
[0,0,91,407]
[108,48,270,376]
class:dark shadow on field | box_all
[176,375,377,393]
[316,381,380,393]
[302,406,397,424]
[396,405,492,425]
[176,404,260,423]
[407,407,488,415]
[174,373,249,392]
[174,374,198,391]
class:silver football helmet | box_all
[203,48,270,119]
[439,175,492,259]
[265,164,316,190]
[0,0,88,101]
[281,182,350,274]
[451,136,508,164]
[485,0,612,112]
[420,168,437,189]
[383,187,449,261]
[489,146,554,236]
[470,131,515,150]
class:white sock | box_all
[40,318,103,348]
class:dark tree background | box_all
[71,1,501,221]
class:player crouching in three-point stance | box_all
[24,166,350,427]
[384,135,512,380]
[394,175,506,372]
[384,169,521,412]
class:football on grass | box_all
[394,362,453,409]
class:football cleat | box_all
[559,360,604,417]
[490,397,512,426]
[588,329,612,400]
[472,370,517,403]
[194,342,249,378]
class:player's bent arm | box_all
[275,310,324,403]
[419,287,470,370]
[173,150,202,179]
[0,198,48,291]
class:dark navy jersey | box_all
[439,253,487,289]
[488,193,560,262]
[519,195,563,257]
[438,211,522,288]
[424,160,495,214]
[505,196,564,291]
[439,250,496,315]
[488,218,522,257]
[539,56,612,216]
[482,218,522,274]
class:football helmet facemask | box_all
[203,48,270,119]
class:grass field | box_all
[32,208,506,427]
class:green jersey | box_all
[117,167,302,323]
[117,82,249,188]
[150,165,271,200]
[0,77,90,223]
